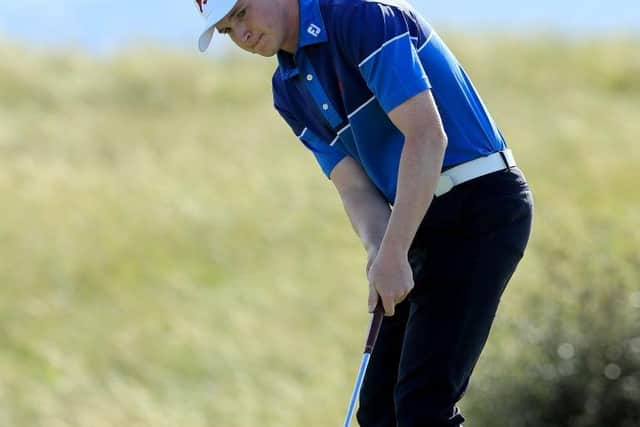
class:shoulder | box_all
[321,0,380,28]
[321,0,418,25]
[321,0,422,45]
[321,0,426,62]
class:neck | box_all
[281,0,299,54]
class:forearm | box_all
[381,134,446,254]
[339,187,391,256]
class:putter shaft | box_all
[342,301,385,427]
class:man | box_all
[192,0,534,425]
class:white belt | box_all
[434,149,517,197]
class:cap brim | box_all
[196,0,238,52]
[199,26,216,52]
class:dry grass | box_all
[0,34,638,426]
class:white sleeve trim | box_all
[417,31,434,53]
[358,31,410,68]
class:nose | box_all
[230,22,253,49]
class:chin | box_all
[258,48,277,57]
[254,41,278,57]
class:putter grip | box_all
[364,300,385,354]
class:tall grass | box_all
[0,34,638,426]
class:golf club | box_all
[342,298,385,427]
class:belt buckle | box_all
[435,174,454,197]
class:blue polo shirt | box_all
[273,0,507,203]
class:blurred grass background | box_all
[0,34,639,426]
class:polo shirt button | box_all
[322,103,329,111]
[306,74,313,81]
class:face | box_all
[214,0,296,56]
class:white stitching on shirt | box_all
[348,96,376,119]
[330,124,353,146]
[338,124,351,135]
[298,127,308,139]
[358,31,410,68]
[417,31,434,53]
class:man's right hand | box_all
[367,245,414,316]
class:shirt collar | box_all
[277,0,328,80]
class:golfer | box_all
[193,0,533,425]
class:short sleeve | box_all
[274,103,347,178]
[336,2,431,113]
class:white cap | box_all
[194,0,238,52]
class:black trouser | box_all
[357,166,534,427]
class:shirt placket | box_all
[297,55,343,138]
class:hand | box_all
[367,247,414,316]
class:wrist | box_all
[379,216,413,256]
[378,237,409,258]
[365,235,385,256]
[366,244,379,258]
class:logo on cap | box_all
[196,0,208,13]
